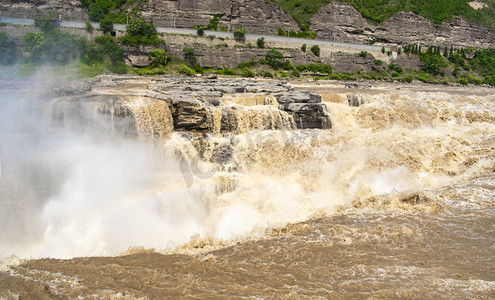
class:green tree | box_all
[310,45,320,57]
[85,20,94,33]
[233,27,245,42]
[420,53,447,75]
[127,18,157,36]
[381,46,385,54]
[148,49,168,67]
[183,48,197,67]
[257,37,265,48]
[34,16,58,32]
[301,44,306,52]
[0,32,19,65]
[99,18,113,34]
[87,4,106,22]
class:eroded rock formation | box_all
[140,0,299,35]
[312,2,495,48]
[0,0,87,20]
[48,77,333,140]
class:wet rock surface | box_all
[54,76,333,134]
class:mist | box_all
[0,77,209,259]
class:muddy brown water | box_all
[0,78,494,298]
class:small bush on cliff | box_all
[310,45,320,57]
[420,52,447,76]
[183,48,198,67]
[34,16,59,32]
[265,49,293,70]
[296,63,332,75]
[85,20,94,33]
[257,37,265,48]
[233,27,246,42]
[470,48,495,85]
[148,49,168,67]
[82,35,126,74]
[99,18,114,34]
[0,32,19,65]
[127,18,157,36]
[23,31,85,64]
[121,19,162,46]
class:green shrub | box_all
[265,49,293,70]
[359,51,369,57]
[301,44,306,52]
[207,14,223,30]
[99,18,113,34]
[327,72,355,81]
[178,65,195,76]
[257,37,265,48]
[470,49,495,86]
[183,48,197,67]
[296,63,332,74]
[290,68,300,77]
[420,52,447,75]
[197,27,205,36]
[194,63,203,73]
[0,32,19,65]
[34,16,58,32]
[148,49,168,67]
[23,31,85,64]
[310,45,320,56]
[85,20,94,33]
[216,67,234,75]
[127,18,157,36]
[233,27,246,42]
[82,35,125,74]
[373,59,382,66]
[88,5,106,22]
[241,68,255,77]
[402,75,414,83]
[262,71,273,78]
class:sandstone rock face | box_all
[51,77,332,135]
[311,2,373,44]
[276,92,331,129]
[0,0,87,21]
[140,0,299,35]
[312,2,495,48]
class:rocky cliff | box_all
[0,0,87,20]
[50,77,333,137]
[139,0,299,35]
[311,2,495,48]
[2,0,494,48]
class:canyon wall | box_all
[311,2,495,48]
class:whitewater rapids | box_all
[0,77,494,298]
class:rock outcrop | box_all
[0,0,87,21]
[140,0,299,35]
[312,2,495,48]
[50,77,332,138]
[311,2,374,45]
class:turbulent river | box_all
[0,76,494,298]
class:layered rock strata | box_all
[140,0,299,35]
[48,77,333,141]
[311,2,495,48]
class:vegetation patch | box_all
[276,0,495,32]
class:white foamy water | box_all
[0,79,494,265]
